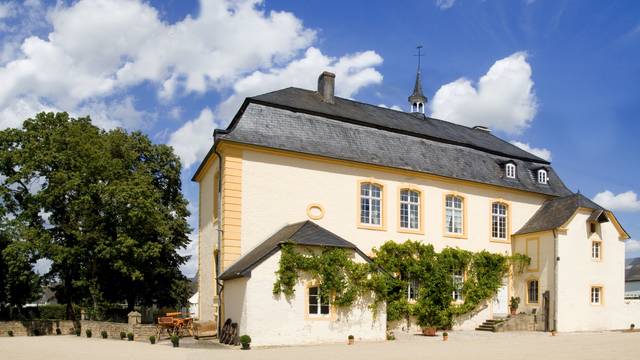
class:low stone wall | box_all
[0,320,76,336]
[495,313,546,332]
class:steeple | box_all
[408,45,427,114]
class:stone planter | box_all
[422,327,437,336]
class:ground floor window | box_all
[452,270,464,301]
[407,278,419,301]
[527,279,539,304]
[308,286,330,316]
[590,286,603,305]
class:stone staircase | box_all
[475,319,505,332]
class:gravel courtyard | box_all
[2,331,639,360]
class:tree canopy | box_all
[0,112,191,319]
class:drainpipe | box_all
[553,229,559,332]
[214,146,224,336]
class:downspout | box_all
[553,229,558,332]
[214,146,224,336]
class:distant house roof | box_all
[218,221,370,281]
[627,258,640,282]
[195,87,572,197]
[515,193,623,236]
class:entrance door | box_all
[492,278,509,317]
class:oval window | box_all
[306,204,325,220]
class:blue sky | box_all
[1,0,639,276]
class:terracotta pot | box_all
[422,327,437,337]
[348,338,354,345]
[510,308,517,316]
[443,335,448,341]
[551,331,557,337]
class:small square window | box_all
[308,286,330,316]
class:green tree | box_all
[0,112,191,318]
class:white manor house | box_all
[192,68,636,346]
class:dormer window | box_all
[537,169,548,184]
[505,163,516,179]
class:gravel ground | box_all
[2,330,639,360]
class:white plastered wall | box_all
[556,210,627,331]
[223,249,386,346]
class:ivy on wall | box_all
[272,240,530,329]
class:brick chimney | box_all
[317,71,335,104]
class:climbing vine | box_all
[272,240,530,329]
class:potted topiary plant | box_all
[119,331,126,340]
[85,329,92,338]
[386,331,395,341]
[239,335,251,350]
[443,332,449,341]
[149,335,156,344]
[416,304,447,336]
[171,335,180,348]
[551,329,557,336]
[75,328,81,337]
[347,335,354,345]
[127,332,134,341]
[631,324,635,331]
[101,330,108,339]
[8,330,14,337]
[510,296,520,316]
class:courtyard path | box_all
[2,330,638,360]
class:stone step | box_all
[475,326,495,332]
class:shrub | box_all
[8,330,14,337]
[86,329,92,338]
[443,332,449,336]
[127,332,134,341]
[75,328,81,336]
[120,331,126,340]
[149,335,156,344]
[631,324,635,330]
[239,335,251,345]
[348,335,354,340]
[386,331,395,341]
[32,329,41,336]
[56,328,62,335]
[170,335,180,347]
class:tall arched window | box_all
[445,195,464,235]
[360,182,382,226]
[491,202,508,240]
[400,189,420,230]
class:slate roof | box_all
[205,87,572,197]
[218,221,369,281]
[515,193,605,235]
[626,258,640,282]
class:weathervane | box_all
[414,45,424,72]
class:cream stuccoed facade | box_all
[193,71,632,345]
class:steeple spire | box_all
[408,45,427,114]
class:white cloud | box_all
[510,141,552,161]
[217,47,383,120]
[436,0,456,10]
[0,2,16,19]
[627,239,640,254]
[75,97,154,130]
[0,0,316,129]
[168,108,219,169]
[378,104,403,111]
[592,190,640,212]
[431,52,537,134]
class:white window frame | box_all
[445,195,464,234]
[452,270,464,302]
[537,169,548,184]
[308,285,330,316]
[505,163,516,179]
[527,279,539,304]
[400,189,420,230]
[590,286,602,305]
[360,183,382,226]
[492,202,508,240]
[407,278,419,301]
[591,241,602,261]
